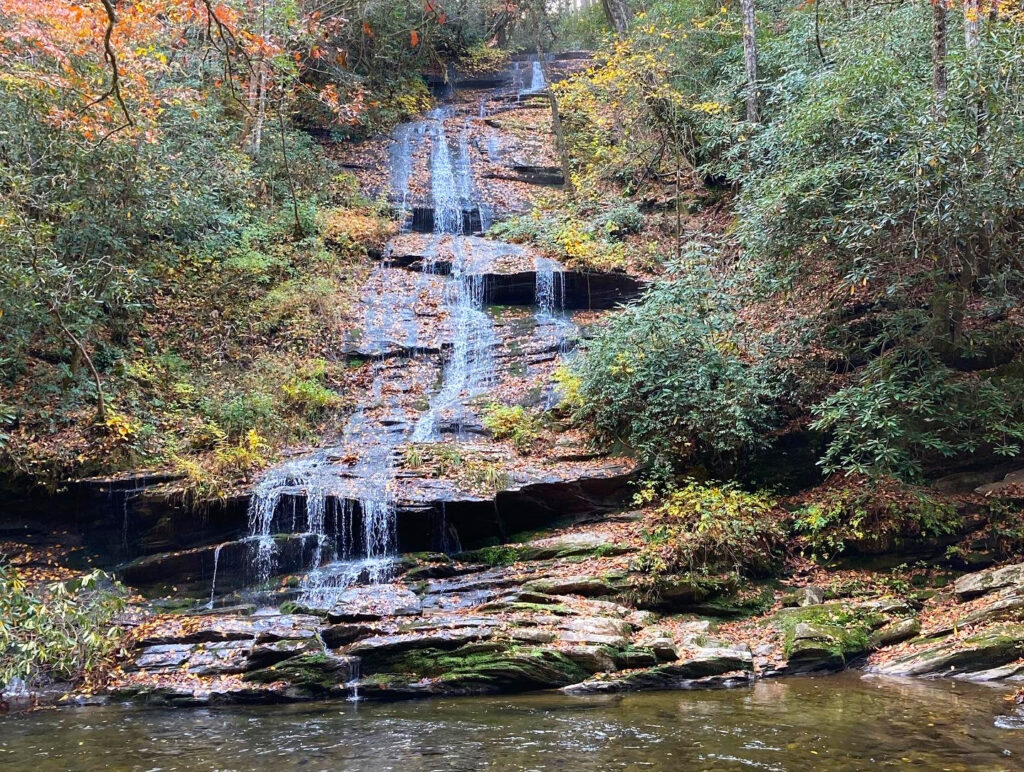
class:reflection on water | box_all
[1,673,1021,771]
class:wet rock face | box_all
[326,585,423,621]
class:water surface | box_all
[1,673,1021,771]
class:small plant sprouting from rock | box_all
[481,403,544,455]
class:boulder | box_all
[975,468,1024,497]
[635,629,679,661]
[954,563,1024,601]
[868,618,922,649]
[783,586,826,607]
[561,645,618,674]
[557,615,631,642]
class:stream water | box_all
[1,675,1021,770]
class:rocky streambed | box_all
[90,518,1024,710]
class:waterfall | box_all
[389,122,425,217]
[529,60,545,92]
[535,257,562,318]
[535,256,576,365]
[412,240,497,441]
[455,125,475,206]
[207,542,225,609]
[246,455,340,587]
[429,109,463,234]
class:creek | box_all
[1,674,1021,770]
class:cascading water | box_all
[535,257,577,386]
[529,60,546,92]
[429,109,463,234]
[389,122,425,219]
[206,542,225,609]
[227,57,566,608]
[412,239,497,441]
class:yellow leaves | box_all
[103,412,141,442]
[691,101,729,115]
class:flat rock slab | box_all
[136,614,322,646]
[130,640,253,676]
[522,574,628,597]
[868,624,1024,677]
[348,628,492,658]
[955,562,1024,601]
[328,585,422,621]
[975,468,1024,497]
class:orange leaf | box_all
[410,30,419,47]
[362,21,374,37]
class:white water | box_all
[429,109,463,234]
[206,542,225,609]
[389,122,426,217]
[529,60,546,92]
[412,239,497,441]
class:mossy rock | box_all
[243,652,355,693]
[771,603,884,671]
[437,648,589,691]
[870,624,1024,677]
[366,642,588,692]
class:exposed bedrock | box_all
[95,461,637,591]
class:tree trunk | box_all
[741,0,759,123]
[53,308,106,423]
[932,0,948,118]
[600,0,631,37]
[964,0,980,49]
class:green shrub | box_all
[281,359,343,417]
[631,480,786,580]
[811,349,1024,481]
[574,242,789,476]
[207,391,279,437]
[0,566,127,688]
[481,403,543,454]
[593,203,643,239]
[792,477,961,561]
[459,42,511,74]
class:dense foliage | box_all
[0,0,508,489]
[0,566,127,689]
[561,0,1024,482]
[572,242,789,476]
[631,480,786,580]
[793,477,961,561]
